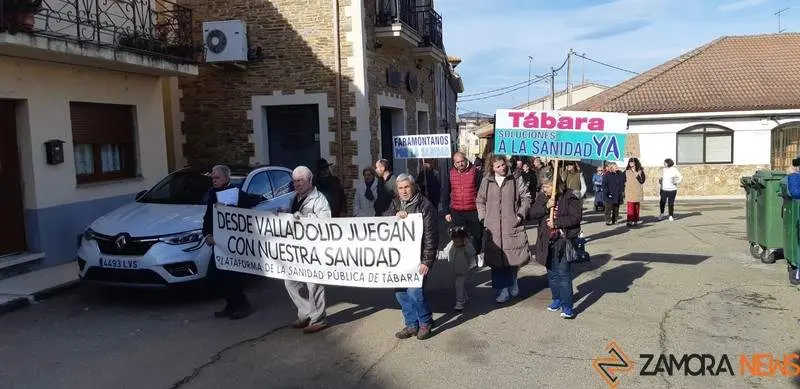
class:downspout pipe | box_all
[333,0,345,179]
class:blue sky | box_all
[435,0,799,117]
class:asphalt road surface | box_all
[1,200,798,389]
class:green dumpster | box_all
[751,169,787,264]
[740,176,761,258]
[779,180,800,285]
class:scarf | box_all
[399,192,421,211]
[364,179,375,201]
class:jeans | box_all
[546,243,573,309]
[491,266,519,290]
[451,210,483,254]
[660,190,677,216]
[395,278,432,328]
[626,201,641,222]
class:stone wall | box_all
[176,0,356,167]
[176,0,362,212]
[641,164,768,198]
[363,0,438,174]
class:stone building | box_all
[568,33,800,198]
[170,0,463,211]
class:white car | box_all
[76,165,296,287]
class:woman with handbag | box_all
[528,175,583,319]
[476,154,532,304]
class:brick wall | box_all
[363,0,439,174]
[177,0,361,212]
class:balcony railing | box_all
[418,6,442,50]
[0,0,198,63]
[376,0,443,50]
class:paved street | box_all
[1,200,798,389]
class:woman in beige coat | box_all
[476,154,532,303]
[624,157,646,226]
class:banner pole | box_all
[550,158,559,223]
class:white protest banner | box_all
[393,134,452,159]
[212,205,424,288]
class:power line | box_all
[459,74,550,102]
[571,53,639,75]
[459,75,547,98]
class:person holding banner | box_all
[384,173,439,341]
[283,166,332,334]
[528,175,583,319]
[203,165,266,320]
[476,154,532,304]
[441,152,484,257]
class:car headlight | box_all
[159,230,204,245]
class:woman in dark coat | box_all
[528,175,583,319]
[601,162,626,225]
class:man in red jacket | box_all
[442,152,484,255]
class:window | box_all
[70,102,138,184]
[676,125,733,164]
[245,172,274,199]
[269,170,293,197]
[138,172,211,205]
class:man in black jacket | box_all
[383,173,438,340]
[202,165,264,320]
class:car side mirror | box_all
[135,190,147,201]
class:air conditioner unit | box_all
[202,20,248,63]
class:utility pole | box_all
[775,8,789,33]
[549,67,556,110]
[566,49,573,107]
[527,56,533,107]
[581,52,586,85]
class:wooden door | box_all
[772,124,800,171]
[0,101,27,255]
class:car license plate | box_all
[99,257,139,270]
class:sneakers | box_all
[476,253,485,268]
[454,301,465,311]
[658,213,665,221]
[509,280,519,298]
[560,306,574,319]
[395,326,418,339]
[547,299,562,312]
[496,288,510,303]
[668,216,675,222]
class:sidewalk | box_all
[0,262,81,314]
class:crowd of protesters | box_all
[201,152,684,340]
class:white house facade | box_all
[0,0,198,269]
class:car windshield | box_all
[138,171,246,205]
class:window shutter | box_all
[70,102,135,144]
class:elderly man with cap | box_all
[314,158,347,217]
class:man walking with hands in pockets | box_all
[283,165,332,334]
[442,152,484,264]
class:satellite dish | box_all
[206,29,227,54]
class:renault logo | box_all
[115,234,129,250]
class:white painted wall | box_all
[0,56,168,210]
[628,116,798,167]
[516,84,607,111]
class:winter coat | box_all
[527,191,583,266]
[624,169,646,203]
[660,167,683,191]
[290,187,332,219]
[316,175,347,217]
[601,171,626,205]
[202,185,264,236]
[353,179,378,217]
[416,169,441,209]
[383,192,439,268]
[476,174,532,268]
[374,173,397,216]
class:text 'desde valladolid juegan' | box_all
[212,205,424,288]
